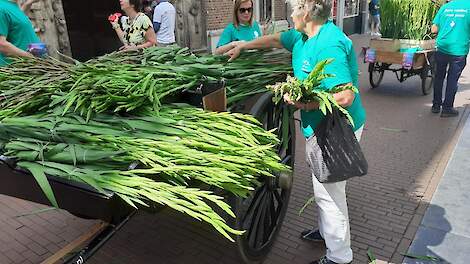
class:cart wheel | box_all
[369,62,385,88]
[232,92,295,263]
[421,56,435,96]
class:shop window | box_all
[344,0,360,18]
[331,0,361,19]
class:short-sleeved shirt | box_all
[369,0,380,16]
[432,0,470,56]
[120,12,153,46]
[0,0,40,66]
[153,1,176,44]
[216,22,262,48]
[280,21,366,138]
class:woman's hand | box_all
[119,44,138,51]
[224,45,242,62]
[108,13,122,29]
[283,94,319,111]
[332,89,355,107]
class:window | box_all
[331,0,361,19]
[344,0,360,18]
[256,0,273,22]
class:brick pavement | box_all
[0,195,97,264]
[1,34,470,264]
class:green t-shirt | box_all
[433,0,470,56]
[280,21,366,138]
[0,0,40,66]
[216,22,262,47]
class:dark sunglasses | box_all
[239,7,253,14]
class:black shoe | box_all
[309,256,351,264]
[441,108,459,117]
[301,229,324,242]
[431,104,441,114]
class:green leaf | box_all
[368,248,376,264]
[401,252,440,261]
[17,161,59,208]
[15,207,56,218]
[69,144,77,166]
[298,196,315,216]
[319,102,327,115]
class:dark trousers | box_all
[433,51,467,109]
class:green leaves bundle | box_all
[0,47,291,119]
[0,105,289,241]
[380,0,441,40]
[267,59,357,125]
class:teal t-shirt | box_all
[280,21,366,138]
[432,0,470,56]
[216,22,262,47]
[0,0,40,66]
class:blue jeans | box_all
[433,51,467,109]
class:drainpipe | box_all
[361,0,369,34]
[336,0,345,30]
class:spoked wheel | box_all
[233,92,295,263]
[369,62,385,88]
[421,54,435,96]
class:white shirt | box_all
[153,1,176,44]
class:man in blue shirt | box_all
[431,0,470,117]
[368,0,380,36]
[226,1,366,263]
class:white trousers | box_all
[307,127,364,264]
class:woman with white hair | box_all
[225,1,366,263]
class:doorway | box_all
[61,0,122,61]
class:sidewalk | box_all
[1,34,470,264]
[403,106,470,264]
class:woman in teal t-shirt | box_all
[0,0,40,66]
[214,0,262,55]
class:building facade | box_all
[21,0,369,60]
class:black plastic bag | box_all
[308,109,368,183]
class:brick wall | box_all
[204,0,289,31]
[204,0,233,31]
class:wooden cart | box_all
[364,38,436,95]
[0,81,295,264]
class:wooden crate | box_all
[370,38,436,52]
[370,38,401,52]
[399,39,435,51]
[375,50,427,69]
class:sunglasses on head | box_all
[239,7,253,13]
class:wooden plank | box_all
[40,221,108,264]
[202,88,227,112]
[370,38,436,52]
[370,38,400,52]
[375,51,427,69]
[376,50,403,64]
[399,39,435,50]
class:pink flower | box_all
[108,13,122,23]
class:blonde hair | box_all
[233,0,254,28]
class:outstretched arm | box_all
[224,33,283,61]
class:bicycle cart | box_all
[364,38,436,95]
[0,81,295,264]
